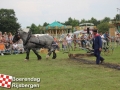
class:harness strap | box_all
[24,31,32,46]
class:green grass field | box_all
[0,45,120,90]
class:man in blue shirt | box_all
[104,32,109,46]
[92,29,104,64]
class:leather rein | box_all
[23,31,32,46]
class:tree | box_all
[80,18,100,26]
[38,24,44,34]
[80,19,86,23]
[71,19,79,27]
[89,17,99,26]
[97,22,109,33]
[43,22,49,26]
[30,23,40,34]
[115,14,120,21]
[101,17,111,23]
[64,17,72,25]
[64,17,79,26]
[0,9,20,33]
[64,17,80,32]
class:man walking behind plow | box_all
[92,29,104,65]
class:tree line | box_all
[0,9,120,34]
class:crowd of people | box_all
[61,31,120,51]
[59,31,110,51]
[0,31,24,55]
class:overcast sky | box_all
[0,0,120,28]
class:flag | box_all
[0,74,12,88]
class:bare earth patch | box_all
[68,53,120,70]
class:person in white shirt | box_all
[17,39,24,53]
[66,34,73,51]
[12,42,19,54]
[100,33,107,49]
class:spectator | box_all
[73,34,77,50]
[62,37,68,51]
[66,34,73,51]
[104,32,110,46]
[3,32,8,41]
[100,32,107,49]
[116,33,120,43]
[18,44,24,53]
[5,42,11,54]
[8,32,13,43]
[78,32,82,38]
[80,33,86,49]
[77,32,82,48]
[0,31,2,41]
[0,40,5,56]
[1,36,7,44]
[12,42,19,55]
[86,35,91,48]
[8,32,13,48]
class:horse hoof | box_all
[52,57,56,59]
[46,55,49,59]
[46,57,49,59]
[24,59,29,61]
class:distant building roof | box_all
[47,21,65,27]
[45,21,66,30]
[79,23,94,26]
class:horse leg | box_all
[32,48,42,60]
[52,50,56,59]
[25,49,30,60]
[46,45,57,59]
[46,49,52,59]
[48,46,57,59]
[51,45,57,59]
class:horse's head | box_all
[13,29,21,43]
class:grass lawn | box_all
[0,45,120,90]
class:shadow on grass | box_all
[71,58,120,70]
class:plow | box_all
[68,53,94,59]
[68,47,94,59]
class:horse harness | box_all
[23,31,32,46]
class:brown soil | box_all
[69,57,120,70]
